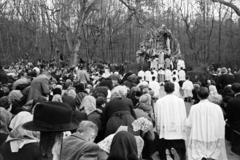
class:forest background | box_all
[0,0,240,69]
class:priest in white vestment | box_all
[138,69,145,80]
[186,87,227,160]
[182,76,194,102]
[145,70,151,82]
[165,68,172,82]
[172,77,180,97]
[177,58,186,71]
[155,82,187,160]
[149,76,160,98]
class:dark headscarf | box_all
[53,88,62,95]
[95,87,108,98]
[107,131,138,160]
[121,72,132,84]
[0,97,9,109]
[75,82,87,94]
[99,80,113,90]
[0,90,5,98]
[62,95,76,110]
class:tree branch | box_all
[212,0,240,16]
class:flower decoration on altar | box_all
[132,117,153,132]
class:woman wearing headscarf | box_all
[127,87,140,108]
[208,85,223,106]
[80,96,101,131]
[0,108,12,146]
[75,82,88,109]
[94,86,108,112]
[0,96,9,110]
[107,131,139,160]
[62,95,88,127]
[0,112,39,160]
[102,86,136,137]
[52,94,62,102]
[8,90,24,115]
[134,94,154,122]
[123,75,138,90]
[134,94,159,160]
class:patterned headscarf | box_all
[8,90,23,103]
[0,108,12,134]
[80,96,96,115]
[138,94,152,113]
[67,89,77,99]
[52,94,62,102]
[111,86,128,100]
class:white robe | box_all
[155,94,187,140]
[173,81,180,97]
[186,100,227,160]
[177,59,186,70]
[149,80,160,98]
[182,80,194,98]
[165,69,172,81]
[145,70,151,82]
[178,70,186,81]
[138,70,145,80]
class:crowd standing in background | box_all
[0,58,239,160]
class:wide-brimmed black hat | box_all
[23,101,78,132]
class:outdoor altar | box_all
[136,25,182,68]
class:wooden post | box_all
[38,132,63,160]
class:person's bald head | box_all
[197,87,209,100]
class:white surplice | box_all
[182,80,194,98]
[149,80,160,98]
[173,81,180,97]
[186,100,227,160]
[138,70,145,80]
[145,70,151,82]
[155,94,187,140]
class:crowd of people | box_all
[0,58,239,160]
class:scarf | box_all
[0,108,12,134]
[52,94,62,102]
[107,131,139,160]
[8,90,23,103]
[7,112,38,152]
[80,96,96,115]
[111,85,128,100]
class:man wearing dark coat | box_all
[217,67,235,91]
[234,70,240,83]
[226,83,240,156]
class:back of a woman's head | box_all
[108,131,138,160]
[111,86,128,100]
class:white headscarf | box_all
[7,112,39,153]
[111,85,128,100]
[80,96,96,115]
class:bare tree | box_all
[62,0,101,66]
[211,0,240,16]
